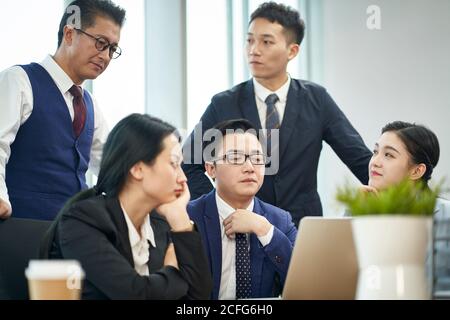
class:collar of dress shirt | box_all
[40,55,81,95]
[253,73,291,105]
[120,205,156,248]
[216,192,254,221]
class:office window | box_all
[0,1,145,129]
[92,0,145,128]
[0,1,64,71]
[186,0,229,131]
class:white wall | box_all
[317,0,450,215]
[0,1,63,71]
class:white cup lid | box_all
[25,260,85,280]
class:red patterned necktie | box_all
[69,85,87,138]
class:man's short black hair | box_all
[203,119,260,161]
[250,2,305,45]
[58,0,126,47]
[214,119,258,137]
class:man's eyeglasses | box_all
[215,152,267,166]
[74,28,122,59]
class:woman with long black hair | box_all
[40,114,212,300]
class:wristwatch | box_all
[173,220,195,233]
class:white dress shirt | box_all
[121,204,157,277]
[0,55,109,207]
[216,193,274,300]
[253,75,291,128]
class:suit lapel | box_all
[203,191,223,300]
[239,81,262,129]
[106,197,134,268]
[107,199,169,274]
[279,80,305,159]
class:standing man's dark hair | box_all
[0,0,126,221]
[382,121,440,184]
[58,0,126,47]
[250,1,305,45]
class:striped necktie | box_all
[265,94,280,156]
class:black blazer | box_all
[40,195,212,300]
[182,79,372,225]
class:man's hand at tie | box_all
[223,209,272,239]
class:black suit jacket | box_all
[182,79,372,225]
[40,195,212,300]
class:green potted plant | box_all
[336,179,441,300]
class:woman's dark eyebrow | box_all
[383,145,401,154]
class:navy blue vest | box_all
[5,63,94,220]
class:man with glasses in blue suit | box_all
[0,0,126,221]
[187,119,297,300]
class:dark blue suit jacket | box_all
[187,190,297,299]
[183,79,372,225]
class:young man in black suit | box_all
[182,2,372,226]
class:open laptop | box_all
[282,217,358,300]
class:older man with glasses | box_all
[187,119,297,300]
[0,0,126,221]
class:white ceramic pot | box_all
[351,216,432,300]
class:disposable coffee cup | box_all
[25,260,85,300]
